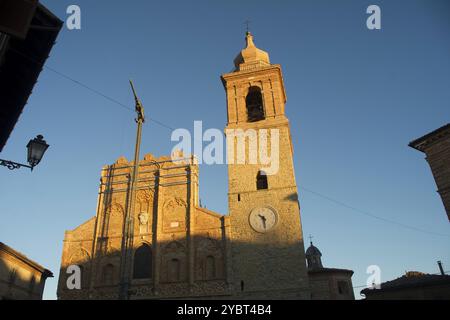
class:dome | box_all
[305,242,322,257]
[233,32,271,71]
[306,241,323,270]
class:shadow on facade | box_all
[56,237,311,300]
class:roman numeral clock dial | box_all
[249,207,278,233]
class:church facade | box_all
[57,33,349,300]
[57,153,233,299]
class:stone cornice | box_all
[409,123,450,152]
[225,116,290,131]
[0,242,53,278]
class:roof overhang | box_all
[409,123,450,153]
[0,2,63,152]
[0,242,53,278]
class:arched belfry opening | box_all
[246,86,265,122]
[133,243,152,279]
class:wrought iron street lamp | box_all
[0,135,49,171]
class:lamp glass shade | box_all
[27,135,49,167]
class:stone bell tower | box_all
[221,32,310,299]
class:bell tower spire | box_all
[233,32,271,71]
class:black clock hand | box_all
[258,214,267,229]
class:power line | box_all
[44,63,176,130]
[11,47,449,238]
[44,64,133,112]
[9,48,176,131]
[299,186,450,238]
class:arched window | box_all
[337,281,350,295]
[102,264,114,285]
[256,171,268,190]
[168,259,181,282]
[246,86,265,122]
[205,256,216,280]
[133,244,152,279]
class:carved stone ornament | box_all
[138,212,149,225]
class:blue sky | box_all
[0,0,449,299]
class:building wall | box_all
[309,272,355,300]
[423,137,450,221]
[0,245,50,300]
[410,124,450,221]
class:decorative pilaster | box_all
[152,170,162,294]
[187,161,195,289]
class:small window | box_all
[256,171,268,190]
[246,86,265,122]
[337,281,350,295]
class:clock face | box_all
[249,207,278,233]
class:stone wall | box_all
[309,270,355,300]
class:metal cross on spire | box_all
[244,19,251,33]
[308,235,314,244]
